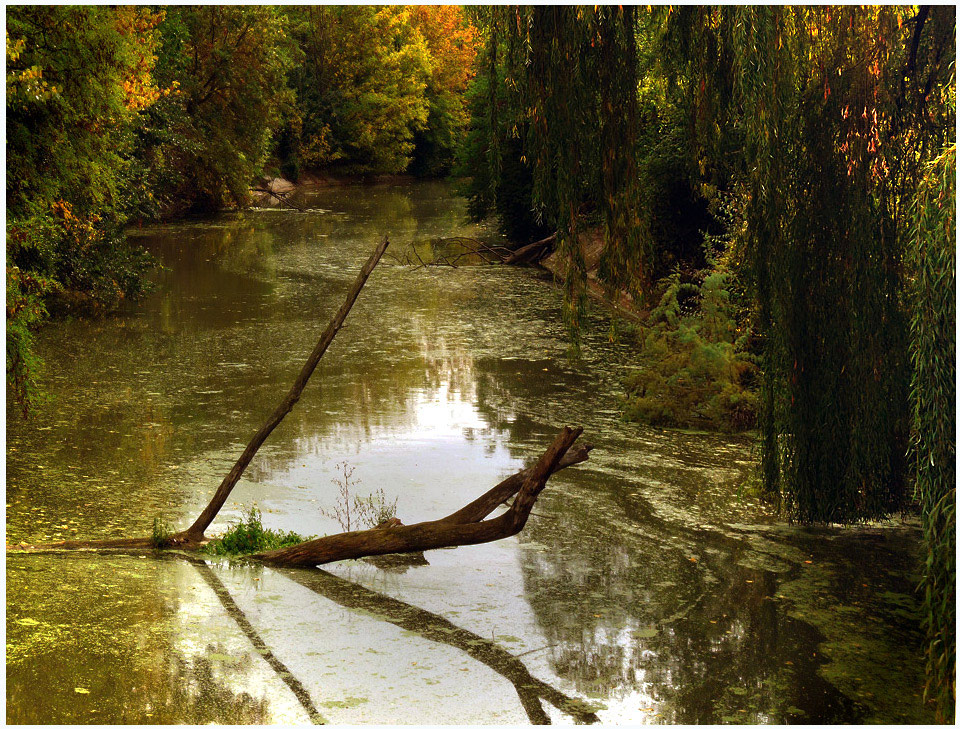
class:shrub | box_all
[624,270,758,431]
[202,507,309,556]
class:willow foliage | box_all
[463,7,649,342]
[663,6,954,524]
[911,144,956,723]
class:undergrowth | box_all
[202,507,310,556]
[624,270,759,431]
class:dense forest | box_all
[6,5,955,721]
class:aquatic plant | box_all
[321,462,399,532]
[354,488,400,530]
[151,517,175,549]
[202,507,309,556]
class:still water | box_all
[7,181,932,723]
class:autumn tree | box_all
[407,6,481,176]
[135,6,295,215]
[283,6,430,176]
[6,6,163,413]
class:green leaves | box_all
[909,144,956,723]
[283,6,474,177]
[202,507,309,556]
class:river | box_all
[6,180,933,724]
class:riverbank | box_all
[250,172,425,207]
[539,227,647,323]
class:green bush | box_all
[624,270,758,431]
[202,507,310,556]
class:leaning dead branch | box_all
[171,235,391,547]
[13,437,591,563]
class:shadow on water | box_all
[276,562,600,725]
[187,557,326,724]
[181,550,603,725]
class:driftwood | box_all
[15,235,592,570]
[254,428,586,567]
[396,236,513,269]
[251,186,307,212]
[503,234,557,265]
[398,235,561,270]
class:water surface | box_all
[7,181,932,723]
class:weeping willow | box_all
[468,5,955,717]
[911,143,956,723]
[465,6,649,342]
[679,7,955,713]
[527,6,648,339]
[663,6,953,524]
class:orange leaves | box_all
[409,6,481,93]
[113,7,162,113]
[49,200,104,250]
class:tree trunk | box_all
[503,234,557,265]
[253,426,584,567]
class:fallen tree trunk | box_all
[251,186,307,211]
[12,234,593,568]
[14,433,591,563]
[503,234,557,265]
[253,426,584,567]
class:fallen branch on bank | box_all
[502,233,557,265]
[396,236,513,269]
[13,233,592,568]
[251,186,307,212]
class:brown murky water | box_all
[6,181,933,723]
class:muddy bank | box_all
[538,228,647,322]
